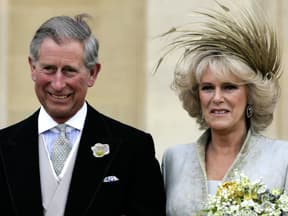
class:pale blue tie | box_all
[50,124,72,175]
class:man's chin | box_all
[46,108,74,123]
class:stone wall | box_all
[1,0,288,159]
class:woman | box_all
[158,2,288,215]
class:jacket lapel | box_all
[64,105,122,215]
[1,111,43,214]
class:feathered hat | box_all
[154,0,282,80]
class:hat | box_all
[154,0,282,80]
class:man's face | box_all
[29,38,100,123]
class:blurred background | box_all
[0,0,288,160]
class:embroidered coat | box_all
[162,129,288,216]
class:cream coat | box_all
[162,129,288,216]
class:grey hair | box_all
[29,14,99,70]
[173,53,280,133]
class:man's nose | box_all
[51,71,66,90]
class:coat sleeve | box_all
[126,133,166,216]
[0,134,17,214]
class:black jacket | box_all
[0,104,166,216]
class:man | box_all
[0,14,166,216]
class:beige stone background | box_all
[0,0,287,160]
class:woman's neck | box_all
[209,125,248,153]
[205,126,248,180]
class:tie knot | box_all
[56,124,67,133]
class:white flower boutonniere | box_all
[91,143,110,158]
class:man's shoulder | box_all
[0,111,39,136]
[87,105,150,138]
[99,113,150,138]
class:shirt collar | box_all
[38,102,87,134]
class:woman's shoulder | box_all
[162,143,199,175]
[162,142,198,164]
[252,133,288,144]
[251,133,288,150]
[164,142,196,155]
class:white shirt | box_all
[38,103,87,180]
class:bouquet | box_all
[203,171,288,216]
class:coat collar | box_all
[196,128,253,182]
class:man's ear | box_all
[88,63,101,87]
[28,56,37,81]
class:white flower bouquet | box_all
[203,171,288,216]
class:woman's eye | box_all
[223,84,238,90]
[200,85,214,91]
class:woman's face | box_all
[199,68,248,133]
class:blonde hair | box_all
[172,54,280,132]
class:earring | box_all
[246,104,253,118]
[199,110,205,124]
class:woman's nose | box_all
[212,88,224,104]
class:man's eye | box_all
[65,69,77,73]
[42,66,56,73]
[63,67,77,74]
